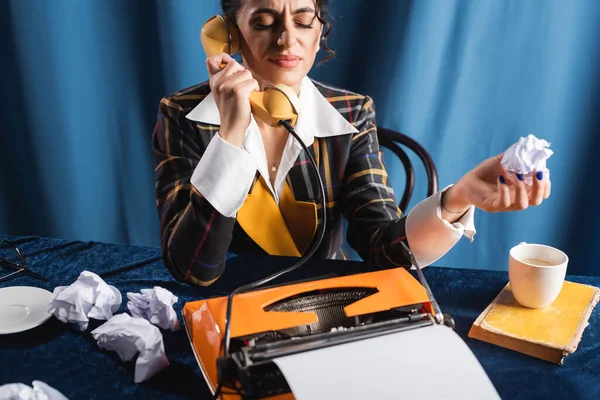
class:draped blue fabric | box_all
[1,0,599,275]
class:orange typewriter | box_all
[182,243,455,400]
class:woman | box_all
[151,0,551,287]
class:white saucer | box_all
[0,286,53,334]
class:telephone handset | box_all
[200,15,301,128]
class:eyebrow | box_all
[250,7,315,16]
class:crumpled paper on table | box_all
[127,287,180,331]
[501,134,553,182]
[0,381,68,400]
[91,313,170,383]
[47,271,122,331]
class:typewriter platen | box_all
[183,263,455,400]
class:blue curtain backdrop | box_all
[1,0,599,276]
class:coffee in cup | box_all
[508,242,569,308]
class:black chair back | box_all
[377,127,439,212]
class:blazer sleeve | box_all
[151,97,235,286]
[341,96,413,269]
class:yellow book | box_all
[468,280,600,364]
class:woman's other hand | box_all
[206,53,259,147]
[441,154,551,220]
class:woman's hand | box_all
[442,154,551,220]
[206,53,259,147]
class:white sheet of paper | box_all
[273,324,500,400]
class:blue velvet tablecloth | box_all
[0,235,599,399]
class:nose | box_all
[277,21,298,49]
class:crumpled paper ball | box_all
[91,313,170,383]
[47,271,122,331]
[0,380,68,400]
[501,134,553,183]
[127,287,180,331]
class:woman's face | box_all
[236,0,322,92]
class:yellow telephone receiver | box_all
[200,15,301,128]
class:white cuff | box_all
[405,185,476,267]
[191,133,257,218]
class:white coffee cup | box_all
[508,242,569,309]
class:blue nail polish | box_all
[517,173,523,181]
[536,171,543,181]
[499,175,506,184]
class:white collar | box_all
[185,76,359,143]
[185,76,358,203]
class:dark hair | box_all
[220,0,335,64]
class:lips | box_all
[269,55,301,68]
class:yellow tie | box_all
[237,176,317,257]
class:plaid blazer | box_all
[151,79,412,286]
